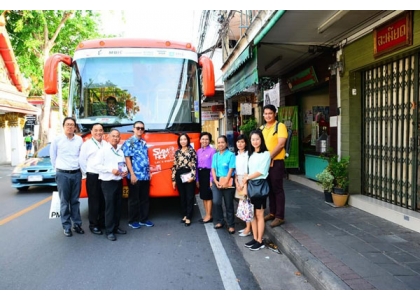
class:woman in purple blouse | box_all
[196,132,216,223]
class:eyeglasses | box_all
[135,127,145,131]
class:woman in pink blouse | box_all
[196,132,216,223]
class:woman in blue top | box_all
[211,135,236,233]
[243,130,271,251]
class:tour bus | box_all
[44,38,215,198]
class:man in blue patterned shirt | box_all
[122,121,154,229]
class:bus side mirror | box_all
[198,56,215,97]
[44,54,73,94]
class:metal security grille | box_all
[362,54,419,210]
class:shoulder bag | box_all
[247,179,269,198]
[217,152,234,188]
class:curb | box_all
[264,224,350,290]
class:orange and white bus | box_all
[44,38,215,198]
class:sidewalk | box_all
[264,179,420,290]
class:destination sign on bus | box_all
[74,47,198,62]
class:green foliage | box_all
[327,155,350,191]
[5,10,102,96]
[316,168,334,192]
[239,117,257,137]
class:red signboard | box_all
[374,11,412,58]
[211,104,224,112]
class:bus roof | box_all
[76,38,196,52]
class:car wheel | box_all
[17,187,30,191]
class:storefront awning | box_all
[222,46,252,81]
[224,47,258,100]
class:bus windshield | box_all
[69,56,200,131]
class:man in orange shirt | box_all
[261,104,288,227]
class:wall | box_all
[342,10,420,194]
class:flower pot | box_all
[332,187,347,195]
[324,190,333,203]
[332,193,348,207]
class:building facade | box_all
[198,10,420,232]
[0,14,39,165]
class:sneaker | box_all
[128,222,141,229]
[239,231,252,237]
[250,241,265,251]
[270,218,285,228]
[139,220,154,227]
[244,239,257,248]
[264,214,275,222]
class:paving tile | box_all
[364,274,410,290]
[394,275,420,290]
[378,263,416,276]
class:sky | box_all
[98,10,203,44]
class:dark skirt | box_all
[198,168,213,200]
[250,196,267,210]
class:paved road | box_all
[0,163,314,290]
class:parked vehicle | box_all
[11,143,57,191]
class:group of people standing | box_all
[171,104,288,251]
[49,104,287,248]
[50,118,153,241]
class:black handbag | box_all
[247,179,269,198]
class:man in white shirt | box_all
[79,123,107,235]
[50,117,84,237]
[94,129,128,241]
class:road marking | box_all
[196,196,241,290]
[0,196,52,226]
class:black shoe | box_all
[114,227,127,234]
[73,224,85,234]
[202,218,213,224]
[245,239,257,248]
[107,233,116,241]
[64,228,72,237]
[185,219,191,227]
[89,227,103,235]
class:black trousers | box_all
[86,173,105,228]
[175,171,196,220]
[127,180,150,224]
[101,180,122,235]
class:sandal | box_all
[214,223,223,229]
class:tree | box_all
[4,10,102,146]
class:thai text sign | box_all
[374,11,412,58]
[286,66,318,92]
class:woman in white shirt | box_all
[242,130,271,251]
[234,134,252,237]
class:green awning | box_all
[222,46,251,81]
[224,47,258,100]
[254,10,285,45]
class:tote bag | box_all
[247,179,269,198]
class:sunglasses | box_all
[135,127,145,131]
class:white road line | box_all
[196,196,241,290]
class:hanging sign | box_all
[240,103,252,116]
[374,11,412,58]
[286,66,318,92]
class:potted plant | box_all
[315,168,334,203]
[327,155,350,207]
[239,117,257,137]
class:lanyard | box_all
[111,146,122,157]
[91,138,101,149]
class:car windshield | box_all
[35,144,50,158]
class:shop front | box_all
[279,52,338,180]
[343,10,420,211]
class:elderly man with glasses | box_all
[122,121,154,229]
